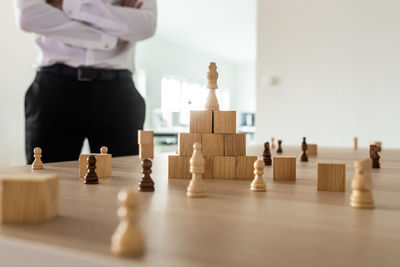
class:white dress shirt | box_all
[13,0,157,72]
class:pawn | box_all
[276,140,283,154]
[263,142,272,166]
[251,160,267,192]
[370,145,380,169]
[32,147,44,170]
[111,188,145,257]
[300,137,308,162]
[138,159,155,192]
[100,146,108,154]
[271,137,276,150]
[84,155,99,184]
[350,159,374,209]
[187,143,206,198]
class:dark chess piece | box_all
[300,137,308,162]
[277,140,283,154]
[370,145,380,169]
[84,155,99,184]
[263,142,272,166]
[138,159,155,192]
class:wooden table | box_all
[0,146,399,267]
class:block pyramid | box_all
[168,62,257,179]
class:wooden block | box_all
[213,111,236,133]
[79,153,112,178]
[168,155,190,179]
[178,133,202,156]
[224,133,246,156]
[138,130,154,145]
[317,163,346,192]
[0,174,59,223]
[190,111,213,133]
[236,156,258,179]
[203,156,214,179]
[273,157,296,181]
[202,134,224,156]
[139,144,154,159]
[213,156,236,179]
[307,144,318,156]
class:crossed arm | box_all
[14,0,157,51]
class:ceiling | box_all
[156,0,257,63]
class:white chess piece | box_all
[111,188,145,257]
[187,143,206,198]
[350,159,374,209]
[101,146,108,154]
[251,160,267,192]
[204,62,220,111]
[271,137,276,150]
[32,147,44,170]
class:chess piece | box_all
[350,159,374,209]
[271,137,276,150]
[263,142,272,166]
[138,159,155,192]
[32,147,44,170]
[277,140,283,154]
[111,188,145,257]
[354,137,358,150]
[187,143,206,198]
[101,146,108,154]
[370,145,380,169]
[204,62,220,111]
[251,160,266,192]
[84,155,99,184]
[300,137,308,162]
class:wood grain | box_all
[139,144,154,159]
[317,163,346,192]
[189,111,213,133]
[0,146,400,267]
[178,133,202,156]
[138,130,154,145]
[202,134,224,156]
[213,156,235,179]
[224,133,246,156]
[273,156,296,181]
[307,144,318,156]
[235,156,257,179]
[213,111,236,134]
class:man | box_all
[14,0,157,163]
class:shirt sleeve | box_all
[14,0,117,51]
[63,0,157,42]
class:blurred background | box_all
[1,0,400,167]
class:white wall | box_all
[256,0,400,148]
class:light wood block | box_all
[190,111,213,133]
[317,163,346,192]
[0,174,59,223]
[307,144,318,156]
[139,144,154,159]
[273,157,296,181]
[213,156,236,179]
[236,156,257,179]
[213,111,236,133]
[168,155,190,179]
[138,130,154,145]
[202,134,224,156]
[203,156,214,179]
[178,133,202,156]
[225,133,246,156]
[79,153,112,178]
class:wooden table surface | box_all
[0,146,400,267]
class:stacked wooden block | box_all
[138,131,154,159]
[168,110,256,179]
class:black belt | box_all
[38,64,132,82]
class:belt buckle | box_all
[77,68,94,81]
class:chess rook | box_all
[138,159,155,192]
[263,142,272,166]
[187,143,206,197]
[32,147,44,170]
[84,155,99,184]
[300,137,308,162]
[251,160,267,192]
[350,159,374,209]
[204,62,220,111]
[111,188,145,257]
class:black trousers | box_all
[25,71,145,164]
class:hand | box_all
[47,0,63,10]
[123,0,143,9]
